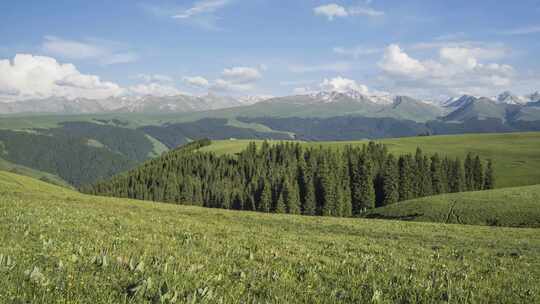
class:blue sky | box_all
[1,0,540,100]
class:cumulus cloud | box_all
[0,54,189,101]
[320,76,369,93]
[314,3,384,20]
[42,36,138,65]
[0,54,124,101]
[379,44,427,76]
[314,4,348,20]
[183,76,210,88]
[211,79,254,92]
[210,66,263,92]
[378,44,515,96]
[221,67,262,83]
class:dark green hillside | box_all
[239,116,429,140]
[140,118,291,149]
[0,129,136,186]
[366,184,540,228]
[47,121,156,161]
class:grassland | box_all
[200,132,540,188]
[0,170,539,303]
[366,185,540,228]
[0,157,72,188]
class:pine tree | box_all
[484,159,495,190]
[258,179,272,213]
[430,154,444,195]
[283,177,301,214]
[298,157,316,215]
[275,191,286,213]
[381,155,399,206]
[317,157,335,216]
[358,155,376,212]
[398,155,414,201]
[449,158,464,193]
[473,156,484,191]
[464,153,474,191]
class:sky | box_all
[1,0,540,101]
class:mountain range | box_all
[1,90,540,124]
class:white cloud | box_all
[348,7,385,17]
[128,83,183,97]
[314,4,348,20]
[378,44,516,96]
[42,36,138,65]
[173,0,230,19]
[209,66,263,92]
[499,25,540,35]
[379,44,427,76]
[183,76,210,87]
[320,76,369,93]
[211,79,254,92]
[314,3,384,20]
[0,54,124,101]
[221,67,262,83]
[289,62,352,73]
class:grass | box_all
[0,157,72,188]
[366,185,540,228]
[0,170,539,303]
[200,132,540,188]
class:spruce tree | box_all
[283,177,301,214]
[473,156,484,191]
[449,158,464,193]
[298,157,317,215]
[464,153,474,191]
[398,155,414,201]
[430,154,444,195]
[358,155,376,212]
[381,155,399,206]
[484,159,495,190]
[258,179,272,213]
[275,191,286,213]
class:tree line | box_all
[82,140,495,217]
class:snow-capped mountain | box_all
[494,91,528,105]
[308,90,395,105]
[0,94,269,114]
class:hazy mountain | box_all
[0,94,262,115]
[0,97,107,114]
[1,90,539,124]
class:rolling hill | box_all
[366,185,540,227]
[1,170,539,303]
[199,132,540,188]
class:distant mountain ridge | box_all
[1,90,540,124]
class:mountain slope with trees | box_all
[83,140,494,217]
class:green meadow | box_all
[0,171,539,303]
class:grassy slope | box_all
[0,157,72,188]
[366,185,540,228]
[200,132,540,188]
[0,170,539,303]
